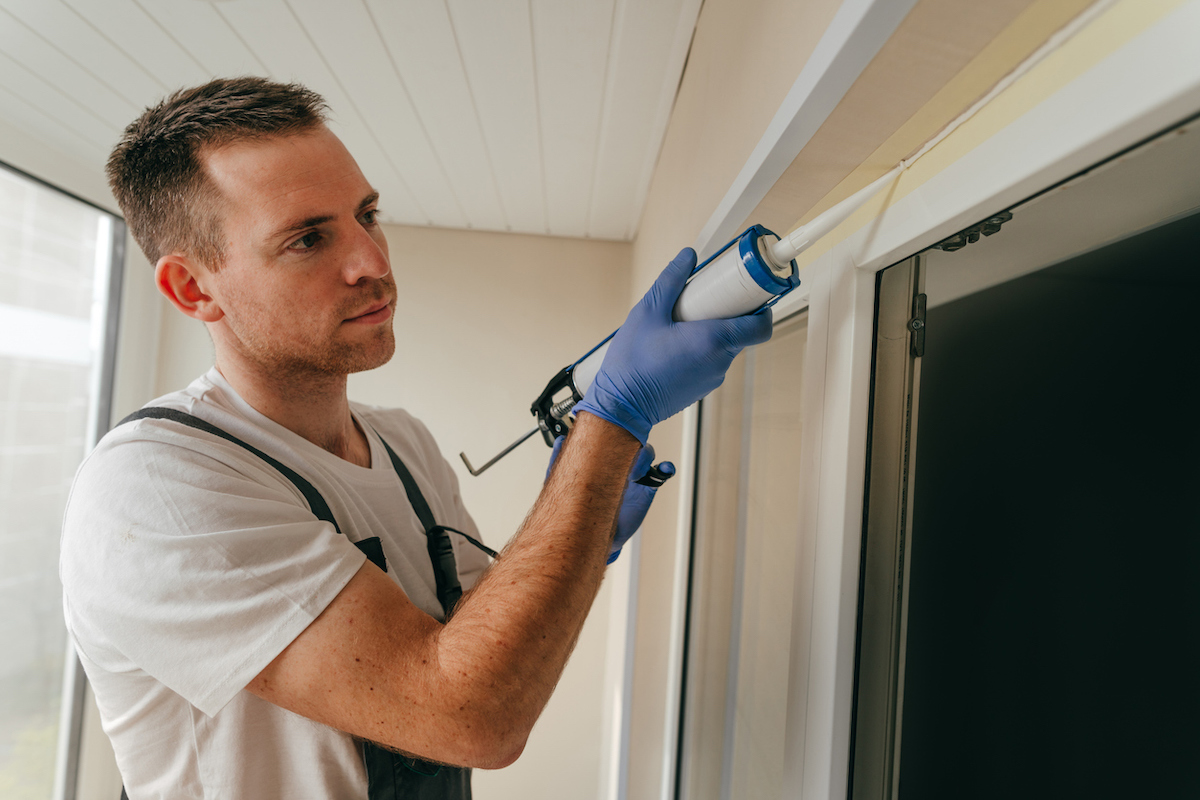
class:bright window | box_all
[0,164,122,799]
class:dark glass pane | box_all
[899,211,1200,799]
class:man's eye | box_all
[289,232,321,250]
[360,209,379,225]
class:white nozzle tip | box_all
[772,166,904,262]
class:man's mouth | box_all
[346,299,393,324]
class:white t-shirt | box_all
[60,369,491,799]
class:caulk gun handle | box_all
[635,463,674,488]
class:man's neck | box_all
[214,356,372,468]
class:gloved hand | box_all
[547,436,675,564]
[574,248,773,443]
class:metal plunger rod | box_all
[460,426,540,476]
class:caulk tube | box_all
[674,225,794,321]
[534,170,898,450]
[570,225,798,400]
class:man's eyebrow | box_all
[270,192,381,240]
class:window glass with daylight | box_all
[0,164,121,798]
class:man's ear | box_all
[155,254,224,322]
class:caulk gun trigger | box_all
[635,463,675,488]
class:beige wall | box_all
[152,222,633,798]
[110,244,166,422]
[347,224,630,544]
[153,284,213,399]
[622,0,844,795]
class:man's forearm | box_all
[435,412,640,752]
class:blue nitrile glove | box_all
[574,247,773,444]
[547,436,675,564]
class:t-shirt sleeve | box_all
[61,423,366,718]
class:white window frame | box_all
[633,1,1200,798]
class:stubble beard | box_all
[228,279,398,388]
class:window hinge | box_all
[931,210,1013,252]
[908,293,927,357]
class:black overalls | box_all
[117,408,496,800]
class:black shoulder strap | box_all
[119,407,343,535]
[372,434,464,615]
[372,434,438,532]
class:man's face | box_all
[199,126,397,381]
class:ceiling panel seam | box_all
[129,0,214,79]
[359,0,473,229]
[0,49,119,142]
[209,5,272,75]
[366,0,504,232]
[583,0,622,239]
[58,0,169,92]
[0,84,109,162]
[0,0,702,241]
[432,0,511,231]
[281,0,435,226]
[524,0,551,234]
[0,5,141,114]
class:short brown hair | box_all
[106,77,328,269]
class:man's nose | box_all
[343,226,390,283]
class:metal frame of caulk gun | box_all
[459,224,800,477]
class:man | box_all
[60,77,770,798]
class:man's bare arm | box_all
[247,248,773,767]
[246,412,639,768]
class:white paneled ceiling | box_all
[0,0,701,240]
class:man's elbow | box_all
[424,663,542,767]
[474,735,526,770]
[371,714,527,770]
[456,712,530,769]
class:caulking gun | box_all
[459,167,901,477]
